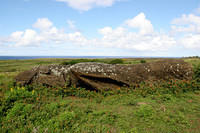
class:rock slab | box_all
[15,59,193,90]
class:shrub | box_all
[0,87,37,117]
[47,111,76,131]
[133,79,200,97]
[61,58,125,65]
[61,59,102,65]
[140,59,146,63]
[109,59,124,64]
[1,102,34,133]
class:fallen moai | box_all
[15,59,193,90]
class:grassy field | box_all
[0,58,200,133]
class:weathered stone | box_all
[15,59,193,90]
[15,69,38,86]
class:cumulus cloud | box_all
[94,13,175,51]
[2,11,200,56]
[96,26,175,51]
[171,14,200,33]
[5,18,88,47]
[171,14,200,49]
[56,0,120,11]
[179,34,200,49]
[125,13,154,35]
[194,7,200,15]
[1,13,178,52]
[33,18,53,30]
[9,29,43,46]
[67,20,79,31]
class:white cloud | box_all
[171,14,200,33]
[125,13,154,35]
[2,13,178,52]
[33,18,53,30]
[67,32,88,45]
[98,26,113,35]
[10,29,43,46]
[2,11,200,56]
[96,26,175,51]
[171,25,196,33]
[67,20,79,31]
[94,13,175,51]
[194,7,200,15]
[10,31,24,41]
[179,34,200,49]
[171,13,200,50]
[5,18,88,47]
[172,14,200,25]
[56,0,120,11]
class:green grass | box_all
[0,58,200,133]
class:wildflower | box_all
[17,87,20,90]
[32,90,35,95]
[10,88,13,92]
[21,87,25,90]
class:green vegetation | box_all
[0,58,200,133]
[140,59,146,63]
[61,58,124,65]
[61,59,104,65]
[193,63,200,79]
[108,59,124,64]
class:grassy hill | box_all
[0,58,200,133]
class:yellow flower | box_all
[32,90,35,95]
[10,88,14,92]
[21,87,25,90]
[17,87,20,90]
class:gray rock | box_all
[15,59,193,90]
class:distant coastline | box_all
[0,56,181,60]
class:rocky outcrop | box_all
[15,59,193,90]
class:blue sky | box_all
[0,0,200,57]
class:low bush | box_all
[108,59,124,64]
[61,59,124,65]
[61,59,103,65]
[134,79,200,97]
[0,87,37,117]
[140,59,146,63]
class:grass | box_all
[0,57,200,133]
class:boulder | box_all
[15,59,193,90]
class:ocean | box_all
[0,56,180,60]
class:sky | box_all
[0,0,200,57]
